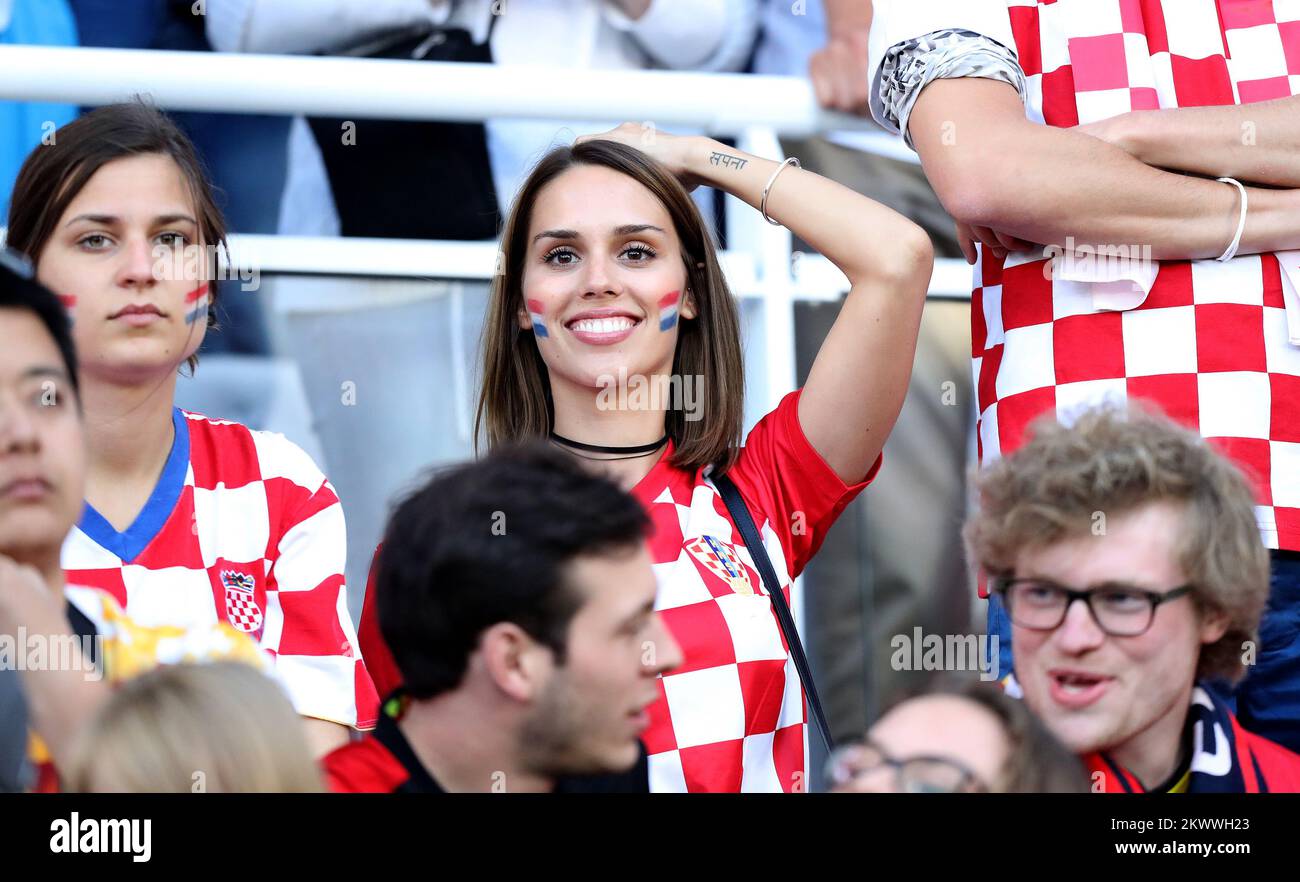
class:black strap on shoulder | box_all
[712,473,834,755]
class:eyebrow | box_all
[619,599,656,629]
[1020,575,1161,592]
[64,213,198,229]
[532,223,665,243]
[19,366,69,383]
[1091,579,1164,592]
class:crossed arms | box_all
[906,80,1300,262]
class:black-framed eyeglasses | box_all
[826,740,989,794]
[992,577,1194,637]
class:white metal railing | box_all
[2,229,967,300]
[213,236,970,301]
[0,46,872,134]
[0,45,974,414]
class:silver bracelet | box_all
[1215,176,1248,262]
[760,157,800,226]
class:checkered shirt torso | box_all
[972,0,1300,550]
[61,409,379,728]
[634,390,873,792]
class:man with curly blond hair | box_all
[966,406,1300,792]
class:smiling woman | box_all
[482,143,742,474]
[4,102,379,761]
[357,124,935,792]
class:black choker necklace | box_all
[549,432,668,459]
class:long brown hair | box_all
[6,100,228,372]
[474,139,745,474]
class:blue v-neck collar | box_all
[79,407,190,563]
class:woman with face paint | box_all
[5,103,379,759]
[357,124,932,792]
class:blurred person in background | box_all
[0,0,78,220]
[206,0,489,241]
[64,661,324,793]
[967,407,1300,793]
[0,252,265,790]
[759,0,975,749]
[326,444,681,793]
[206,0,760,238]
[5,102,378,758]
[828,679,1088,793]
[477,0,761,215]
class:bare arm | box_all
[1078,97,1300,188]
[809,0,875,112]
[824,0,873,31]
[302,718,351,758]
[0,559,108,773]
[20,653,107,775]
[701,145,932,485]
[909,78,1300,260]
[579,124,932,484]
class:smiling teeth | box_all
[571,318,635,334]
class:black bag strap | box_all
[712,472,835,755]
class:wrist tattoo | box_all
[709,151,747,171]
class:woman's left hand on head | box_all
[576,123,704,190]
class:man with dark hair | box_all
[324,445,682,793]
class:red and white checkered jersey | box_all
[60,408,379,729]
[872,0,1300,551]
[633,389,877,792]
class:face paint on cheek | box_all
[526,299,549,338]
[184,283,210,326]
[57,294,77,325]
[657,291,681,332]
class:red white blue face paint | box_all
[526,298,549,338]
[58,294,77,324]
[657,291,681,331]
[184,283,210,326]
